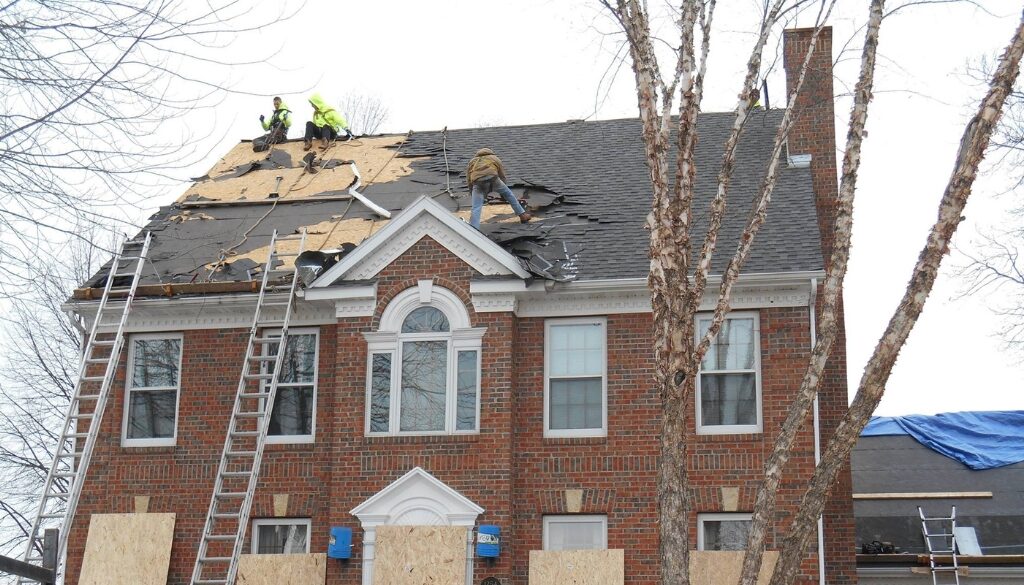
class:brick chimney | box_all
[783,27,858,585]
[783,27,839,263]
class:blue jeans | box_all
[470,177,526,227]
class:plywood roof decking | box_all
[182,136,426,204]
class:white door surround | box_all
[350,467,484,585]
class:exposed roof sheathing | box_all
[81,112,824,292]
[183,136,425,204]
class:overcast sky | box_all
[175,0,1023,416]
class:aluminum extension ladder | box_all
[919,506,962,585]
[18,233,153,584]
[190,229,307,585]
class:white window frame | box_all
[363,282,485,436]
[542,515,608,551]
[695,311,762,435]
[122,332,183,447]
[543,317,608,438]
[251,518,312,554]
[697,512,753,551]
[263,327,319,445]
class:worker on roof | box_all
[466,148,532,228]
[304,93,351,151]
[253,96,291,152]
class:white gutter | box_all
[809,277,826,585]
[542,270,828,293]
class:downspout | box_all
[347,162,392,218]
[809,277,826,585]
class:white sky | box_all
[174,0,1023,416]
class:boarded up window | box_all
[78,513,175,585]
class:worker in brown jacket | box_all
[466,148,532,228]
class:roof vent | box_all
[788,153,812,168]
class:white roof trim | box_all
[350,466,484,517]
[312,196,530,286]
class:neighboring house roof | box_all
[853,418,1024,557]
[863,411,1024,470]
[81,111,823,291]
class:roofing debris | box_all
[79,112,824,296]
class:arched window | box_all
[364,282,485,435]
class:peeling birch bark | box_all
[739,2,884,584]
[767,11,1024,585]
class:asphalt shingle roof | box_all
[85,111,823,289]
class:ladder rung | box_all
[234,412,266,418]
[225,451,256,458]
[203,533,238,541]
[244,373,274,380]
[230,430,261,437]
[111,271,139,278]
[37,513,63,520]
[193,580,229,585]
[68,412,93,420]
[199,556,232,563]
[249,355,277,362]
[215,492,247,498]
[221,470,253,478]
[238,392,270,399]
[212,512,241,519]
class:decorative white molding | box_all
[71,295,336,333]
[311,196,530,285]
[471,293,518,313]
[351,467,483,585]
[334,297,376,318]
[516,289,652,318]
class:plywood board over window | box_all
[236,553,327,585]
[689,550,779,585]
[529,549,624,585]
[78,513,175,585]
[373,525,467,585]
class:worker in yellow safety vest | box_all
[253,96,291,152]
[304,93,351,150]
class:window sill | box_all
[265,441,316,452]
[364,434,480,445]
[542,436,608,446]
[119,444,176,454]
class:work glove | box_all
[259,115,265,122]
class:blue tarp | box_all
[862,411,1024,470]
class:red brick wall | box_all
[68,236,838,585]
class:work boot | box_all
[303,139,312,151]
[519,212,533,223]
[320,138,330,150]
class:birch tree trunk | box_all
[739,1,884,583]
[767,13,1024,585]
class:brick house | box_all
[60,28,855,585]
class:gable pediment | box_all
[350,467,484,524]
[311,196,529,286]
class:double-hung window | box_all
[263,328,318,443]
[543,515,608,551]
[365,283,483,435]
[252,518,310,554]
[696,312,762,434]
[123,334,182,446]
[697,513,753,551]
[544,318,607,438]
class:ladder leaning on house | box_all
[190,229,308,585]
[17,233,153,585]
[919,506,962,585]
